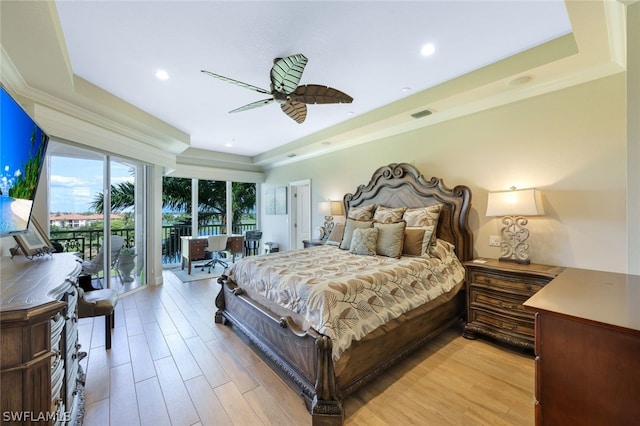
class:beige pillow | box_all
[403,205,442,227]
[403,226,436,256]
[349,228,379,256]
[374,221,406,258]
[325,223,345,246]
[340,218,374,250]
[403,205,442,246]
[347,204,376,220]
[373,206,407,224]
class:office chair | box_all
[201,235,229,273]
[81,235,125,289]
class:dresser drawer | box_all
[469,287,534,320]
[468,269,548,297]
[190,239,207,259]
[469,308,535,340]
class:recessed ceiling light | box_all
[225,142,233,148]
[155,70,169,80]
[402,87,412,93]
[421,43,436,57]
[347,111,355,116]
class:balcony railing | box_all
[50,222,256,265]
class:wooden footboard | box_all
[216,274,342,425]
[216,274,465,425]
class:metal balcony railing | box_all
[50,222,256,265]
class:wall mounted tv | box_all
[0,86,50,237]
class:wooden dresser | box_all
[524,268,640,425]
[463,258,564,350]
[1,253,83,425]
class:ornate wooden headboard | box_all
[343,163,473,261]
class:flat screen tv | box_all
[0,85,49,237]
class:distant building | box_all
[50,213,123,228]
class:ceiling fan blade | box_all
[229,98,274,113]
[270,54,308,95]
[281,100,307,123]
[289,85,353,104]
[201,70,271,95]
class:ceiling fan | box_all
[201,54,353,124]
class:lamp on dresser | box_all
[486,187,544,264]
[318,200,345,240]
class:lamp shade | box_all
[318,201,331,216]
[330,200,344,216]
[486,188,544,217]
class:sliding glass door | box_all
[48,141,147,293]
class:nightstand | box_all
[463,258,564,350]
[302,239,326,248]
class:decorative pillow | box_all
[373,206,407,224]
[347,204,376,221]
[403,205,442,246]
[325,223,345,246]
[374,221,406,258]
[402,226,436,256]
[340,218,374,250]
[403,204,442,227]
[349,228,379,256]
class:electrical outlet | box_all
[489,235,502,247]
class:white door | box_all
[290,181,311,249]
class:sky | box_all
[1,87,48,198]
[49,156,134,213]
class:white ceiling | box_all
[54,0,573,158]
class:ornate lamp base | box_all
[321,216,335,240]
[498,215,532,265]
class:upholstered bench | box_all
[77,288,119,349]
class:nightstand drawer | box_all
[469,287,534,321]
[469,308,535,339]
[468,270,547,296]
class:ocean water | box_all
[0,195,29,234]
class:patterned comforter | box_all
[225,240,465,360]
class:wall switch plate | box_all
[489,235,502,247]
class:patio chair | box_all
[244,230,262,256]
[81,235,125,289]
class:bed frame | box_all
[216,163,473,425]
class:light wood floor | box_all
[80,271,535,426]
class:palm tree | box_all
[91,177,256,227]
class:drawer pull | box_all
[499,301,518,309]
[504,323,518,331]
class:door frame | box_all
[289,179,311,250]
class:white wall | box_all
[627,1,640,274]
[261,73,627,273]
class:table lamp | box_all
[318,200,344,240]
[486,187,544,264]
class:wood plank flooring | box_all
[80,271,535,425]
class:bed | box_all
[215,162,473,425]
